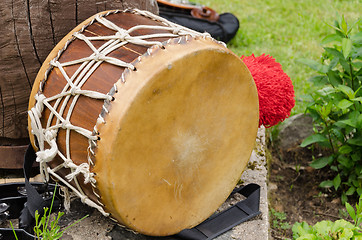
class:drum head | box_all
[94,37,259,236]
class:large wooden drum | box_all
[0,0,157,169]
[28,9,259,236]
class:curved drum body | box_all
[28,9,258,236]
[0,0,157,169]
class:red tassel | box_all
[242,54,295,128]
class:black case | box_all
[159,7,239,43]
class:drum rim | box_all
[93,36,259,235]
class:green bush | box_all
[300,15,362,203]
[292,195,362,240]
[292,220,362,240]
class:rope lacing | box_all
[28,8,209,217]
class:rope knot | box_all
[34,94,46,115]
[49,59,57,66]
[64,159,73,168]
[36,135,58,163]
[94,53,106,62]
[44,129,57,141]
[201,32,212,38]
[70,86,80,96]
[35,93,46,102]
[65,163,95,184]
[73,32,86,41]
[173,27,182,35]
[61,120,71,129]
[115,30,128,41]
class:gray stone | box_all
[221,127,269,240]
[278,113,314,150]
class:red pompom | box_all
[242,54,295,128]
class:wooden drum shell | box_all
[28,9,259,236]
[0,0,157,169]
[29,11,175,203]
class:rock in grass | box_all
[278,113,314,150]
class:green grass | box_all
[192,0,361,114]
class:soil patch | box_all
[268,143,350,239]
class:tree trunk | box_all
[0,0,158,167]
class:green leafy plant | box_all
[300,15,362,203]
[270,208,291,230]
[292,220,362,240]
[33,207,65,239]
[292,195,362,239]
[11,184,88,240]
[33,185,88,240]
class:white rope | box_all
[36,130,57,163]
[28,8,209,218]
[60,186,71,212]
[47,167,109,217]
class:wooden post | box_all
[0,0,158,168]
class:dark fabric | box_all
[0,145,59,239]
[159,11,239,43]
[20,145,47,230]
[175,184,261,240]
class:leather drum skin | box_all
[28,9,259,236]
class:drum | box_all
[28,9,259,236]
[0,0,157,169]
